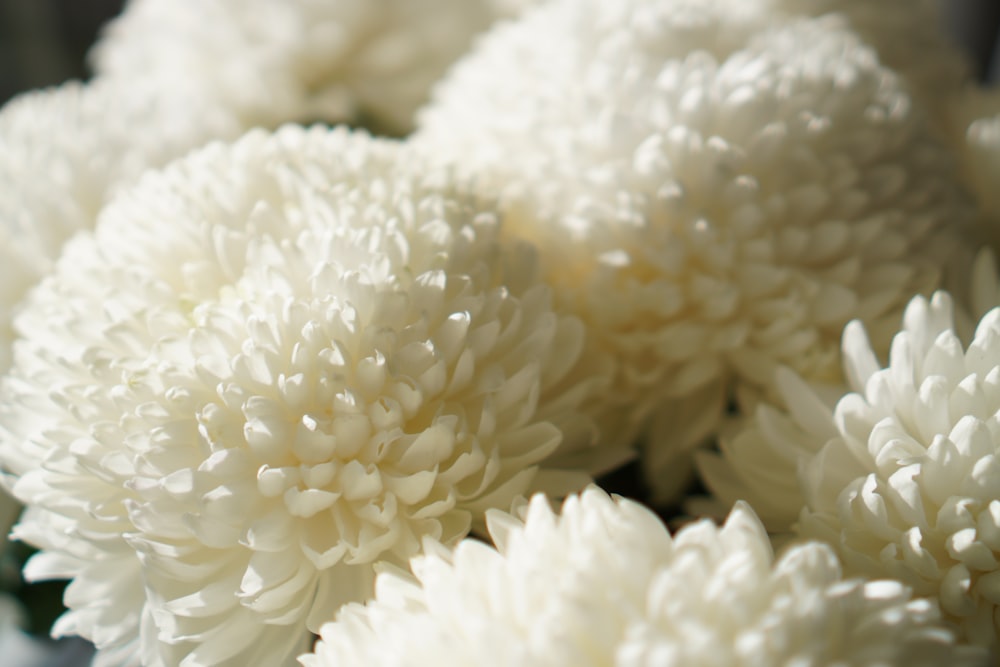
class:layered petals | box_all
[303,488,984,666]
[1,126,602,665]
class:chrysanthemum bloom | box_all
[701,285,1000,647]
[795,291,1000,647]
[0,126,602,666]
[90,0,514,136]
[416,1,974,500]
[301,487,985,667]
[695,249,1000,533]
[763,0,971,128]
[0,78,244,374]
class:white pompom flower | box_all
[91,0,510,135]
[416,1,973,498]
[301,487,985,667]
[795,291,1000,647]
[0,78,244,373]
[701,276,1000,647]
[762,0,971,127]
[0,126,601,666]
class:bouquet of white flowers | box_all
[0,1,998,665]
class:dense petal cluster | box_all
[416,0,973,497]
[792,292,1000,646]
[704,281,1000,647]
[763,0,970,126]
[1,126,598,666]
[90,0,511,135]
[302,487,983,667]
[0,78,242,373]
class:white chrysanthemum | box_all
[0,78,243,373]
[696,248,998,532]
[762,0,971,127]
[793,291,1000,647]
[1,126,601,666]
[702,281,1000,647]
[91,0,511,135]
[697,251,999,532]
[301,487,984,667]
[416,2,973,498]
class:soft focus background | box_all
[0,0,998,665]
[0,0,998,106]
[0,0,123,104]
[948,0,1000,82]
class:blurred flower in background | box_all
[3,1,996,106]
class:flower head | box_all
[91,0,509,135]
[763,0,971,127]
[416,1,973,497]
[0,78,243,373]
[302,487,983,667]
[1,126,596,665]
[793,291,1000,646]
[703,272,1000,647]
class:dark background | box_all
[0,0,998,108]
[0,0,124,104]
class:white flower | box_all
[762,0,971,128]
[0,78,243,373]
[90,0,508,135]
[1,126,600,666]
[703,278,1000,647]
[416,1,973,499]
[301,487,984,667]
[794,291,1000,647]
